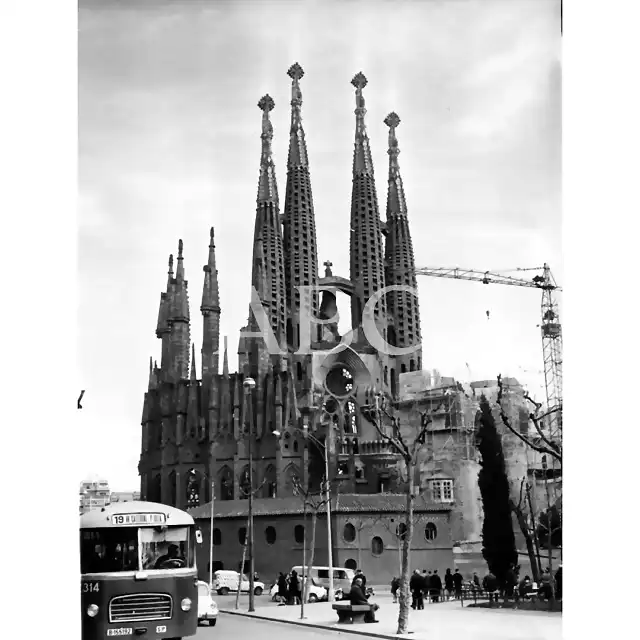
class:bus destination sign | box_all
[111,512,167,526]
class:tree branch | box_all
[496,375,562,464]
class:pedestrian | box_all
[452,568,464,599]
[353,568,367,588]
[289,570,301,605]
[423,570,432,603]
[555,565,562,600]
[539,568,553,601]
[390,576,400,603]
[410,570,423,610]
[277,572,288,605]
[430,569,443,603]
[482,571,498,604]
[444,568,454,600]
[504,565,516,602]
[518,575,533,600]
[472,571,481,594]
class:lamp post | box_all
[209,480,215,589]
[243,376,256,613]
[274,422,335,604]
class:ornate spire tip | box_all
[258,95,275,112]
[384,112,401,129]
[351,72,368,90]
[178,239,184,257]
[210,227,214,241]
[168,254,174,270]
[287,62,304,81]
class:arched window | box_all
[238,527,247,545]
[345,400,358,434]
[263,465,277,498]
[265,526,276,545]
[410,359,415,372]
[212,528,222,546]
[343,523,356,543]
[293,440,299,453]
[153,474,162,503]
[401,363,407,374]
[425,522,438,541]
[294,525,304,544]
[296,362,303,381]
[186,470,200,508]
[326,366,355,397]
[239,466,251,500]
[219,467,233,501]
[345,558,357,570]
[371,536,384,556]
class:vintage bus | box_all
[80,500,199,640]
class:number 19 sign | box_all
[111,513,167,526]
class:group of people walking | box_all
[275,570,302,605]
[398,568,464,607]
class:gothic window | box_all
[219,467,233,501]
[153,475,162,503]
[285,465,301,495]
[293,440,299,453]
[169,470,177,507]
[326,366,354,397]
[337,462,349,476]
[239,466,251,500]
[345,401,358,434]
[371,536,384,556]
[294,525,304,544]
[410,359,415,372]
[264,465,277,498]
[212,528,222,546]
[354,461,365,480]
[186,470,200,508]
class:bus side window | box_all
[334,570,346,580]
[317,569,330,579]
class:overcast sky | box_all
[78,0,561,491]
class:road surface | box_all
[193,613,375,638]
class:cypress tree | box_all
[476,394,518,586]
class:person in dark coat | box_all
[423,571,432,602]
[277,572,288,605]
[390,576,400,603]
[350,577,378,623]
[555,565,562,600]
[430,569,443,602]
[518,575,533,600]
[409,570,423,609]
[444,568,454,600]
[482,571,498,603]
[504,566,516,601]
[289,570,301,605]
[353,569,367,588]
[452,568,464,599]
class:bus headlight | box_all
[86,604,99,617]
[180,598,192,611]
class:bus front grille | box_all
[109,593,173,623]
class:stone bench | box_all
[332,602,376,624]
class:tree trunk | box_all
[396,472,414,636]
[304,510,318,604]
[526,485,543,577]
[510,500,540,583]
[235,540,248,610]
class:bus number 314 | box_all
[82,582,100,593]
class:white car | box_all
[214,569,266,596]
[197,581,219,626]
[269,577,327,603]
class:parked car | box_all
[269,576,327,603]
[197,581,218,626]
[290,566,354,600]
[214,569,265,596]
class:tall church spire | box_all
[283,62,319,351]
[156,254,174,376]
[201,226,221,381]
[246,95,286,373]
[349,72,387,334]
[383,112,422,372]
[169,239,191,380]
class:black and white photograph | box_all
[74,1,567,638]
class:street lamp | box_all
[243,376,256,613]
[273,422,336,604]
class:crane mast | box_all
[413,263,563,442]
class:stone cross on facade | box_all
[323,260,333,277]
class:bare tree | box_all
[509,477,541,582]
[360,397,431,636]
[496,375,562,465]
[291,475,331,610]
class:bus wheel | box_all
[219,587,229,595]
[209,619,217,626]
[254,587,263,596]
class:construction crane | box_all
[413,263,563,441]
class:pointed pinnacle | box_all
[209,227,215,244]
[191,343,197,380]
[351,72,368,90]
[178,239,184,259]
[287,62,304,81]
[384,112,401,129]
[168,254,174,274]
[258,94,275,113]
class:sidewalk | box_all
[219,593,562,640]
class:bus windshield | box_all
[80,526,195,574]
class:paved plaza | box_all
[216,591,562,640]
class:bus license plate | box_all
[107,629,133,636]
